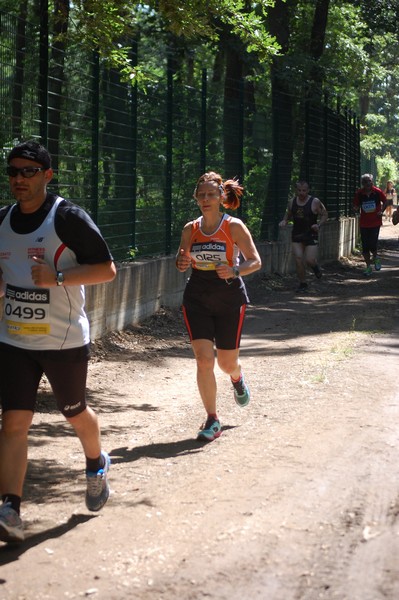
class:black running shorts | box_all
[360,226,380,254]
[0,343,90,417]
[182,269,249,350]
[183,304,247,350]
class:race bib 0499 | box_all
[4,284,50,335]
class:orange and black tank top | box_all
[188,214,240,271]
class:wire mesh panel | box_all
[0,9,41,200]
[169,79,204,253]
[49,47,98,211]
[0,6,360,261]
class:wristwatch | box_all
[232,267,240,278]
[56,271,65,286]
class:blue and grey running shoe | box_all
[197,416,222,442]
[0,502,24,543]
[232,373,250,407]
[85,451,111,511]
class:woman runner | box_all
[175,172,261,442]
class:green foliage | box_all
[154,0,279,61]
[125,246,139,261]
[360,134,386,157]
[364,113,387,128]
[65,0,280,84]
[221,2,280,62]
[347,0,399,176]
[321,4,370,102]
[2,0,394,254]
[353,0,398,32]
[242,162,270,240]
[375,154,398,187]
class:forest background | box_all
[0,0,398,261]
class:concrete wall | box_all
[85,257,188,340]
[86,217,358,340]
[269,216,358,276]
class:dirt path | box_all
[1,222,399,600]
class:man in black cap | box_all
[0,140,116,543]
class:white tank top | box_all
[0,196,90,350]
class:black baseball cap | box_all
[7,140,51,169]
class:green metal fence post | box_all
[323,93,329,210]
[335,97,341,219]
[91,51,100,222]
[39,0,48,144]
[165,56,173,255]
[130,40,138,252]
[344,107,349,215]
[351,112,357,203]
[200,69,207,173]
[356,116,361,182]
[237,77,244,219]
[304,97,310,183]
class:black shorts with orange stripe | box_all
[182,269,249,350]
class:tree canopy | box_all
[72,0,397,175]
[2,0,397,258]
[7,0,396,179]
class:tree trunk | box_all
[223,42,243,181]
[301,0,330,188]
[260,0,296,240]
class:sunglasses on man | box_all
[6,166,46,178]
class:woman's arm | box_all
[175,222,193,272]
[215,220,261,280]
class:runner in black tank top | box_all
[279,180,328,293]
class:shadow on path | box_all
[0,513,96,566]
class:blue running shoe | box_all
[85,451,111,512]
[312,265,322,279]
[374,258,381,271]
[197,416,222,442]
[363,266,372,276]
[296,282,308,293]
[232,373,250,407]
[0,502,24,543]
